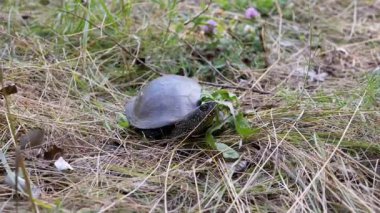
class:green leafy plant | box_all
[202,89,260,159]
[117,113,130,128]
[255,0,275,14]
[189,13,266,80]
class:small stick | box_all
[199,81,272,94]
[184,0,212,25]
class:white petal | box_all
[243,25,254,33]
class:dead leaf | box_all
[294,67,328,82]
[54,157,74,171]
[308,70,328,82]
[0,84,18,96]
[43,145,63,160]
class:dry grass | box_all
[0,0,379,212]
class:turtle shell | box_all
[125,75,202,129]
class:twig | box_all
[259,24,269,68]
[0,65,37,212]
[199,81,271,94]
[16,148,38,212]
[184,0,212,25]
[348,0,357,40]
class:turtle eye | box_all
[199,103,209,111]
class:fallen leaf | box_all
[43,145,63,160]
[294,67,328,82]
[225,160,250,175]
[54,157,74,171]
[0,84,18,96]
[216,142,239,159]
[308,70,328,82]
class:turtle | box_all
[124,75,217,139]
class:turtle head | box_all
[199,101,217,114]
[195,101,218,128]
[169,101,218,138]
